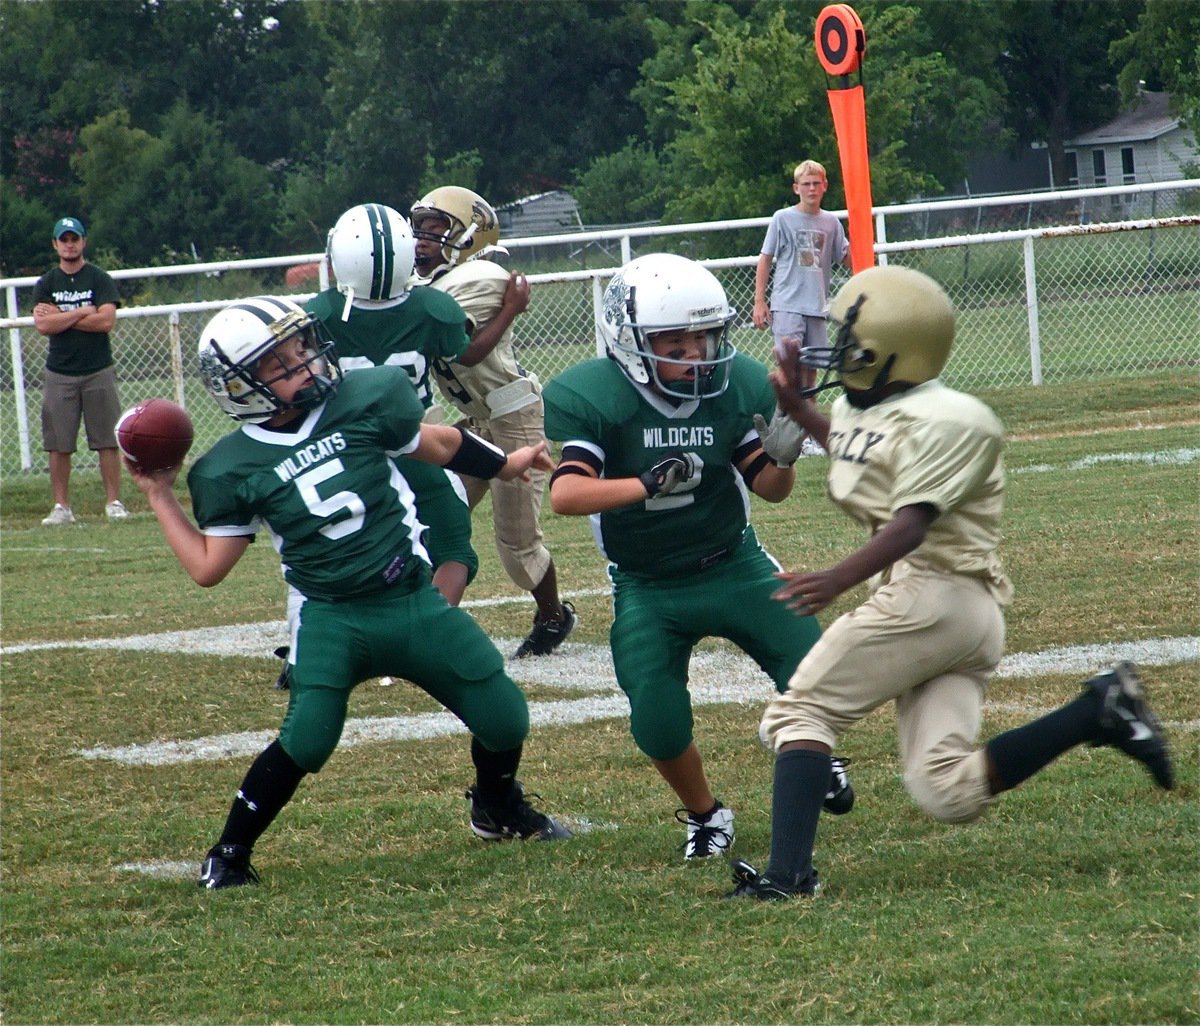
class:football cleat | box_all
[198,843,261,890]
[271,646,292,690]
[723,858,819,901]
[824,756,855,815]
[105,500,130,520]
[677,803,735,860]
[513,601,578,659]
[466,781,573,841]
[1087,661,1174,790]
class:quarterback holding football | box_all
[126,296,570,890]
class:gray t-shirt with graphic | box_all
[760,207,849,316]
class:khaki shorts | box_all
[41,366,121,452]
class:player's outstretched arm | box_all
[414,423,553,482]
[768,367,830,447]
[125,459,250,587]
[773,503,936,615]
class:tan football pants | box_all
[760,563,1006,823]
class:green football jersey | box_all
[306,286,468,407]
[543,354,776,578]
[188,367,428,602]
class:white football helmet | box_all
[326,203,415,303]
[798,265,955,402]
[410,186,501,273]
[198,296,341,423]
[599,253,737,400]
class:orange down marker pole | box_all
[815,5,875,272]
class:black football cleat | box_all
[824,756,855,815]
[198,843,261,890]
[513,601,578,658]
[271,646,292,690]
[1087,661,1175,790]
[723,858,819,901]
[466,782,573,841]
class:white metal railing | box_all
[2,181,1197,476]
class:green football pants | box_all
[609,530,822,762]
[278,577,527,772]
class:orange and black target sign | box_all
[815,4,865,78]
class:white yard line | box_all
[70,632,1198,767]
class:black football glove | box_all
[639,452,697,498]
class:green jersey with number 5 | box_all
[188,366,428,601]
[543,354,776,579]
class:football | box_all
[116,398,194,473]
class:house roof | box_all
[496,190,576,211]
[1067,90,1180,147]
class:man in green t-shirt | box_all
[32,216,128,524]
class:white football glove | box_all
[752,407,807,467]
[640,452,697,497]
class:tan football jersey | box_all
[428,259,541,421]
[824,379,1014,604]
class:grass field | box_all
[1,373,1197,1025]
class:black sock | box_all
[766,748,830,886]
[217,740,306,851]
[986,689,1099,793]
[471,738,521,804]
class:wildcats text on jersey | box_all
[642,425,716,449]
[273,432,349,482]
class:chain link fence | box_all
[3,182,1197,478]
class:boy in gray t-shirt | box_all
[753,160,850,413]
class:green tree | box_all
[995,0,1143,187]
[573,142,672,225]
[639,2,1000,229]
[0,184,54,278]
[1111,0,1200,131]
[73,104,275,266]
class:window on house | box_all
[1065,151,1079,186]
[1121,147,1135,184]
[1092,149,1107,185]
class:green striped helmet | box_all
[327,203,415,302]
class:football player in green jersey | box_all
[728,266,1174,900]
[308,203,479,606]
[127,296,571,891]
[543,253,852,862]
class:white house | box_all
[1063,89,1196,187]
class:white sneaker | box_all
[678,803,735,859]
[42,503,76,526]
[105,500,130,520]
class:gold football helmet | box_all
[799,265,955,398]
[410,186,501,269]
